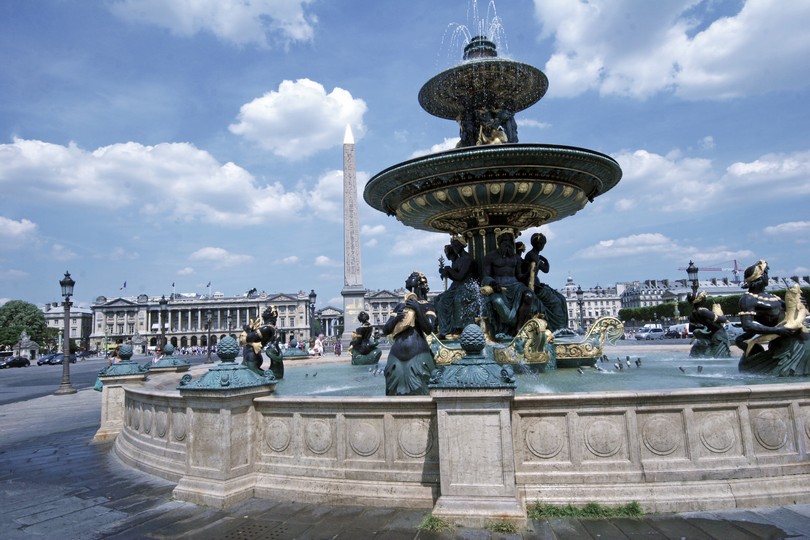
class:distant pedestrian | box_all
[334,341,342,355]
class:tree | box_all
[0,300,48,348]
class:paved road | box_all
[0,354,211,406]
[1,354,809,539]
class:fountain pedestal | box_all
[430,387,524,527]
[94,343,149,442]
[429,324,524,527]
[172,336,277,508]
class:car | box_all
[725,322,744,342]
[0,356,30,368]
[37,353,56,366]
[76,350,94,358]
[553,328,579,338]
[636,328,665,340]
[49,353,77,365]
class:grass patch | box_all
[528,501,643,520]
[485,520,519,533]
[418,514,455,532]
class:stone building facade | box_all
[42,302,93,352]
[89,290,317,353]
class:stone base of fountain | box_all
[108,364,810,524]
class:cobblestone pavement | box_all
[1,376,809,538]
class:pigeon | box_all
[614,363,620,370]
[577,368,584,375]
[635,358,642,368]
[697,365,703,373]
[313,372,317,378]
[678,366,686,373]
[626,359,631,367]
[305,373,309,377]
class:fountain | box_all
[108,9,810,526]
[365,34,623,369]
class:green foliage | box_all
[418,514,454,532]
[619,287,810,325]
[484,520,519,533]
[528,501,643,520]
[0,300,48,348]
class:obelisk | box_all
[341,125,365,344]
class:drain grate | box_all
[221,521,288,540]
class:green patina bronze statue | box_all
[480,229,539,339]
[687,291,731,358]
[522,232,568,331]
[737,259,810,376]
[434,236,481,339]
[349,311,382,365]
[383,272,437,395]
[239,305,284,378]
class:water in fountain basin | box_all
[269,352,791,397]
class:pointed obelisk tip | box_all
[344,124,354,145]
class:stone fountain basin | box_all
[110,351,810,515]
[364,143,622,234]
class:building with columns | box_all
[42,302,93,352]
[89,290,318,353]
[560,276,623,330]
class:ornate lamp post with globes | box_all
[159,295,168,351]
[308,289,317,340]
[575,285,585,332]
[686,260,700,295]
[55,271,77,395]
[205,309,213,363]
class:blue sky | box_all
[1,0,809,311]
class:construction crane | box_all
[677,260,741,283]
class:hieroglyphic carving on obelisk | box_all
[341,125,366,343]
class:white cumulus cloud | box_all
[0,138,311,225]
[229,79,367,160]
[109,0,317,48]
[189,246,253,268]
[535,0,810,99]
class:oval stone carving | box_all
[584,419,622,458]
[803,410,810,440]
[699,413,735,453]
[305,419,332,454]
[752,410,788,451]
[133,405,141,431]
[265,418,292,453]
[525,420,564,459]
[142,407,153,434]
[398,419,433,458]
[155,409,168,438]
[642,416,680,456]
[172,410,187,441]
[349,421,381,457]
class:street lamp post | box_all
[226,310,233,337]
[308,289,317,340]
[55,271,77,395]
[575,285,584,331]
[686,260,700,295]
[205,309,213,363]
[159,295,168,351]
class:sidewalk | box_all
[1,387,809,538]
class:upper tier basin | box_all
[364,143,622,235]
